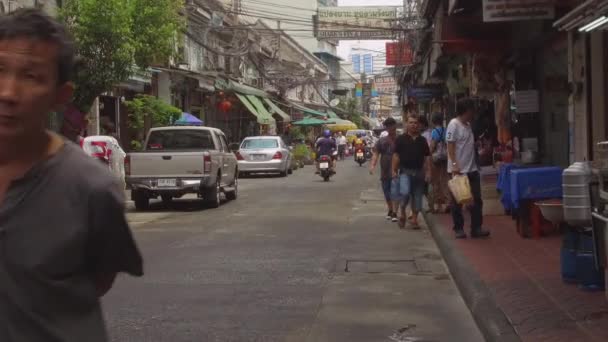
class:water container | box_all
[563,162,592,226]
[561,229,578,283]
[576,232,605,291]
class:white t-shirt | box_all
[337,136,347,145]
[446,118,477,173]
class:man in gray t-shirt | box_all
[446,99,490,239]
[0,9,142,342]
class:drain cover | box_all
[345,260,417,273]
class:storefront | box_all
[554,0,608,162]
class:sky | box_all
[336,0,404,60]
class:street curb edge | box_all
[422,212,522,342]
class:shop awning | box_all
[236,94,265,125]
[245,95,276,126]
[215,79,268,98]
[292,117,336,126]
[263,98,291,122]
[291,103,329,118]
[326,110,341,119]
[554,0,608,31]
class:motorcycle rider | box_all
[315,129,337,173]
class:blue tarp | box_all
[174,113,203,126]
[510,167,563,209]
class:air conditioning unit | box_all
[251,78,264,88]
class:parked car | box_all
[236,136,292,177]
[125,126,238,210]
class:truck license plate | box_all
[157,179,177,187]
[320,162,329,169]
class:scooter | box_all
[354,146,366,167]
[318,153,336,182]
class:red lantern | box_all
[218,99,232,113]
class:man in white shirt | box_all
[446,98,490,239]
[337,131,348,160]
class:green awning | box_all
[246,95,276,125]
[263,98,291,122]
[236,94,263,123]
[292,117,328,126]
[326,110,340,119]
[292,103,328,117]
[215,79,268,98]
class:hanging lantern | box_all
[218,99,232,114]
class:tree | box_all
[60,0,183,112]
[124,95,181,150]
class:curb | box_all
[422,212,522,342]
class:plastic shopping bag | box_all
[448,175,473,205]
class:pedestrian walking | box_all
[392,115,431,229]
[337,131,347,160]
[0,9,143,342]
[369,117,399,222]
[446,98,490,239]
[429,113,450,213]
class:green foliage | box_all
[292,143,311,161]
[289,126,305,141]
[61,0,183,111]
[125,95,181,130]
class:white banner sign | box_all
[482,0,555,22]
[315,6,402,40]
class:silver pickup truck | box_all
[125,126,238,210]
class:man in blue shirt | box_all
[315,129,336,172]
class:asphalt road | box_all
[104,160,484,342]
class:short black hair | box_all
[383,117,397,127]
[0,8,75,84]
[418,115,429,128]
[431,112,443,125]
[456,98,475,116]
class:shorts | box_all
[391,170,425,211]
[381,179,392,202]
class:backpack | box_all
[432,127,447,163]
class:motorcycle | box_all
[354,146,366,167]
[318,153,335,182]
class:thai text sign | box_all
[482,0,555,22]
[385,42,413,66]
[315,6,401,40]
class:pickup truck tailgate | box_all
[129,152,206,178]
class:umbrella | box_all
[292,117,336,126]
[174,112,203,126]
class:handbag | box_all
[448,175,473,205]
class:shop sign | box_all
[515,90,540,114]
[385,42,413,66]
[482,0,555,22]
[407,87,443,102]
[315,6,402,40]
[355,82,363,97]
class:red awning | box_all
[440,14,511,54]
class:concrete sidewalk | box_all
[304,186,484,342]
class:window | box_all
[219,134,229,152]
[241,139,279,149]
[351,54,361,73]
[146,129,215,151]
[363,54,373,74]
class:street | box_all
[104,162,484,342]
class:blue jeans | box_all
[381,179,392,202]
[450,171,483,232]
[391,169,425,212]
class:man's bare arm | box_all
[392,153,400,178]
[447,142,460,174]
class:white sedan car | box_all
[236,136,293,177]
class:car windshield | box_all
[346,130,365,137]
[146,130,215,151]
[241,139,279,149]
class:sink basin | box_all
[536,200,564,224]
